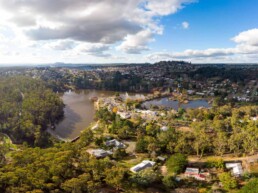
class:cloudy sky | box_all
[0,0,258,64]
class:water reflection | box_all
[142,97,211,110]
[53,90,116,139]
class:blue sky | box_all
[0,0,258,64]
[153,0,258,51]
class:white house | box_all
[87,149,113,158]
[117,111,131,119]
[106,139,126,149]
[130,160,156,173]
[225,163,243,177]
[160,126,169,131]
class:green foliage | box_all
[166,153,187,174]
[191,121,211,157]
[218,172,238,190]
[162,175,177,189]
[206,158,224,169]
[96,108,115,123]
[112,148,127,160]
[0,76,64,147]
[0,140,125,192]
[135,138,148,153]
[104,166,125,190]
[99,111,135,139]
[77,128,93,148]
[130,168,161,187]
[239,178,258,193]
[177,107,185,118]
[61,173,91,193]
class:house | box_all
[251,116,258,121]
[225,162,243,177]
[106,139,126,149]
[184,167,208,181]
[157,156,166,162]
[184,167,199,177]
[130,160,156,173]
[87,149,113,158]
[196,92,205,96]
[194,174,206,181]
[160,126,169,131]
[117,111,131,119]
[187,90,195,95]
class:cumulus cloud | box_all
[146,28,258,62]
[44,40,76,50]
[232,28,258,46]
[0,0,196,55]
[182,21,189,29]
[116,30,154,54]
[145,0,196,16]
[74,43,111,57]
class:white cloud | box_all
[44,40,76,50]
[116,30,154,54]
[182,21,189,29]
[145,0,196,16]
[146,28,258,62]
[0,0,196,56]
[74,43,111,57]
[232,28,258,46]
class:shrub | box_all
[218,172,238,190]
[206,158,224,169]
[166,153,188,174]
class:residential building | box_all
[130,160,156,173]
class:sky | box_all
[0,0,258,64]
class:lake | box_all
[141,97,211,110]
[52,90,117,140]
[51,90,146,140]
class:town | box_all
[0,62,257,193]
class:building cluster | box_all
[2,62,257,102]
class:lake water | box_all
[51,91,210,140]
[52,90,146,140]
[52,90,117,139]
[141,97,211,110]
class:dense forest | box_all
[0,105,257,192]
[0,130,122,193]
[0,77,64,147]
[96,105,258,158]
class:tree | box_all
[61,173,91,193]
[162,175,177,189]
[174,132,193,154]
[130,168,161,187]
[166,153,187,174]
[213,131,228,156]
[206,158,224,169]
[104,166,125,190]
[218,172,238,190]
[157,127,178,153]
[135,138,148,153]
[239,178,258,193]
[177,107,185,118]
[77,128,93,148]
[229,128,244,155]
[192,121,210,157]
